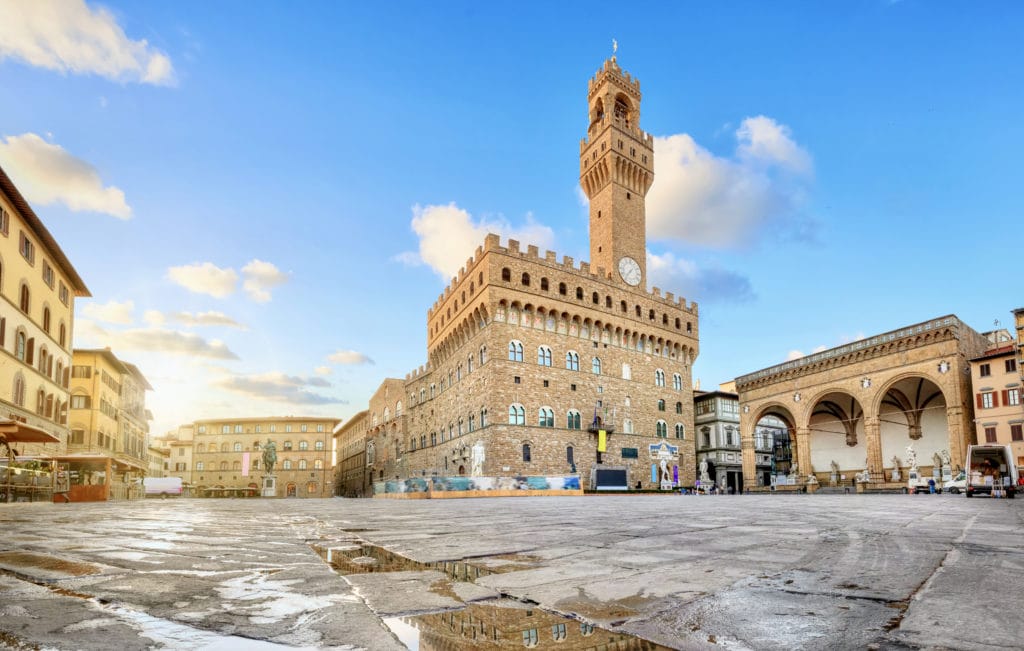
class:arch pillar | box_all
[945,405,968,471]
[864,416,883,482]
[741,433,757,491]
[794,427,811,475]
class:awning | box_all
[0,419,61,444]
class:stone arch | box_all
[804,389,866,476]
[874,374,950,477]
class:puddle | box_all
[313,544,670,651]
[0,551,101,577]
[312,543,534,580]
[383,599,672,650]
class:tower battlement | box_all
[587,57,641,98]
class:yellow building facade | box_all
[0,164,89,455]
[192,416,339,498]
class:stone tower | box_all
[579,56,655,289]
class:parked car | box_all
[965,444,1017,498]
[944,471,966,494]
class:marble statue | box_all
[699,458,710,483]
[932,452,943,469]
[905,443,918,470]
[940,449,951,466]
[830,460,840,475]
[471,441,485,477]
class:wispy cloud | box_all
[397,203,555,280]
[145,309,246,329]
[327,350,374,365]
[77,319,239,360]
[241,259,289,303]
[0,0,175,86]
[213,372,342,405]
[647,252,754,304]
[647,116,814,249]
[167,262,238,298]
[81,299,134,325]
[0,133,131,218]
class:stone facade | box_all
[191,416,339,498]
[695,389,787,491]
[333,410,369,497]
[362,56,700,492]
[736,315,988,490]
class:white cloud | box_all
[646,116,813,249]
[167,262,238,298]
[213,372,342,406]
[143,310,165,326]
[0,133,131,218]
[400,203,555,280]
[314,366,332,376]
[786,350,804,361]
[646,251,754,304]
[77,319,239,360]
[174,310,246,329]
[0,0,175,86]
[81,299,134,325]
[241,259,288,303]
[327,350,374,366]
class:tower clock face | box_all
[618,257,641,286]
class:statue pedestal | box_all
[891,469,901,482]
[262,475,277,497]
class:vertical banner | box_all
[242,452,250,477]
[597,430,607,452]
[673,465,678,484]
[651,464,657,482]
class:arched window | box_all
[501,268,511,282]
[314,459,323,469]
[658,399,665,411]
[395,401,403,417]
[621,363,631,380]
[480,345,487,364]
[605,295,612,308]
[540,278,549,291]
[701,427,712,448]
[197,443,206,453]
[468,414,475,432]
[299,459,308,470]
[42,307,50,334]
[655,369,666,387]
[315,440,324,451]
[480,408,488,427]
[233,442,242,451]
[283,440,293,451]
[521,272,530,286]
[508,404,525,425]
[12,374,25,406]
[15,331,25,361]
[220,461,228,470]
[673,373,683,390]
[538,407,554,428]
[467,355,473,373]
[383,407,390,421]
[675,401,683,414]
[522,444,532,463]
[575,287,583,300]
[656,421,668,438]
[299,440,309,450]
[566,409,581,430]
[59,323,66,348]
[232,461,241,470]
[675,423,685,439]
[591,357,601,375]
[508,340,524,362]
[19,284,29,313]
[592,291,599,304]
[565,351,579,371]
[621,300,627,312]
[537,345,552,366]
[566,446,575,466]
[558,282,567,295]
[220,442,229,452]
[283,459,292,470]
[622,418,633,434]
[196,461,205,471]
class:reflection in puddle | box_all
[384,599,671,650]
[314,544,670,650]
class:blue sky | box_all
[0,1,1020,437]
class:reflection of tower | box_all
[580,56,654,288]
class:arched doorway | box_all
[878,376,949,478]
[808,391,866,481]
[744,404,797,489]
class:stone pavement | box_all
[0,494,1021,650]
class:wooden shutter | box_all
[976,393,983,408]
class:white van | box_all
[965,444,1017,498]
[143,476,183,498]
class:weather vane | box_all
[612,39,618,56]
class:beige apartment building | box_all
[0,163,90,458]
[333,410,369,497]
[154,424,195,494]
[66,348,153,500]
[192,416,339,498]
[969,328,1024,469]
[363,55,699,494]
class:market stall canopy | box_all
[0,419,61,444]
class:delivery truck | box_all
[965,444,1017,498]
[143,476,183,498]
